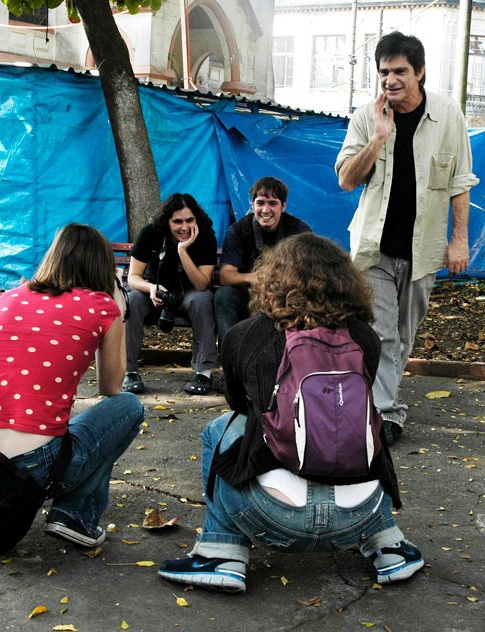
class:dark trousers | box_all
[214,285,250,348]
[126,288,219,373]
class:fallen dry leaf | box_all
[52,626,78,631]
[121,621,130,629]
[136,561,156,567]
[359,623,376,628]
[297,596,321,607]
[467,597,479,602]
[281,575,289,586]
[426,391,451,399]
[47,567,57,576]
[189,455,198,461]
[28,605,49,619]
[106,523,117,533]
[60,596,69,604]
[175,596,190,607]
[142,509,179,530]
[82,546,103,559]
[122,539,139,545]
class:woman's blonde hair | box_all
[27,223,116,296]
[249,233,373,330]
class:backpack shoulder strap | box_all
[205,411,239,501]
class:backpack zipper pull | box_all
[293,392,301,427]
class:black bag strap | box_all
[44,431,73,495]
[205,411,239,502]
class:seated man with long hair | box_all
[123,193,219,396]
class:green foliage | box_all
[2,0,164,21]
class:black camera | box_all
[156,290,183,333]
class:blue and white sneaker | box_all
[158,555,246,593]
[371,540,424,584]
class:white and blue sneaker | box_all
[158,555,246,593]
[371,540,424,584]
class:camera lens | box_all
[158,309,175,333]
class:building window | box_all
[9,7,48,26]
[468,35,485,97]
[311,35,345,89]
[361,34,377,89]
[273,36,294,88]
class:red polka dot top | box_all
[0,285,120,436]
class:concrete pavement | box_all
[1,364,484,632]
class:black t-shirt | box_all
[130,223,217,291]
[380,94,426,261]
[221,213,312,273]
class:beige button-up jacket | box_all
[335,90,479,281]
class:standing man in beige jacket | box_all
[335,31,478,444]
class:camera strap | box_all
[156,237,184,296]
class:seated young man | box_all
[215,176,311,345]
[122,193,219,396]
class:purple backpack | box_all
[262,327,382,478]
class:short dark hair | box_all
[250,233,373,330]
[27,223,116,296]
[375,31,426,86]
[250,177,289,205]
[152,193,213,235]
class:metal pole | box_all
[179,0,190,89]
[347,0,358,114]
[373,8,383,98]
[452,0,472,114]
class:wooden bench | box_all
[111,242,133,284]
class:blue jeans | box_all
[191,413,404,563]
[365,254,435,427]
[214,285,250,347]
[10,393,144,535]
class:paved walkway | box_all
[1,365,484,632]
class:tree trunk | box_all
[75,0,162,240]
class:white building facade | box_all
[273,0,485,124]
[0,0,275,100]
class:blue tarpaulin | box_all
[1,65,484,288]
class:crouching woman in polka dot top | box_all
[0,223,145,548]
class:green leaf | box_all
[47,0,64,8]
[124,0,141,14]
[150,0,163,11]
[66,0,80,23]
[2,0,26,18]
